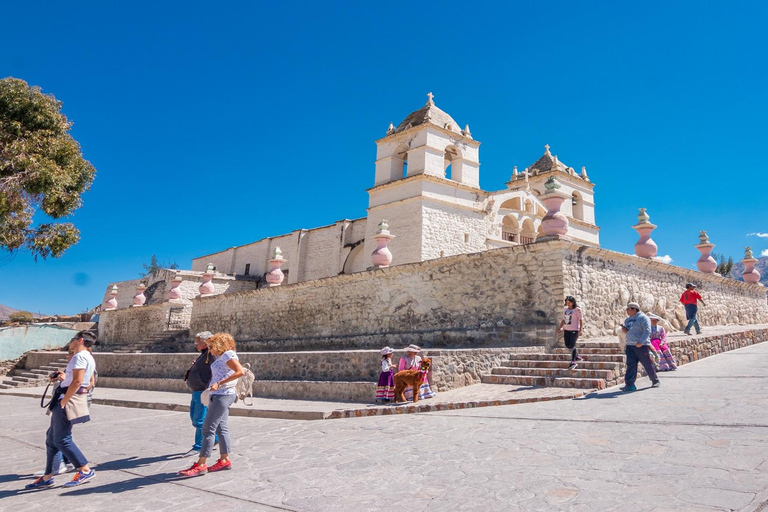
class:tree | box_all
[9,311,33,323]
[712,251,734,278]
[0,77,95,260]
[141,254,179,277]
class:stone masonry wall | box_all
[561,243,768,337]
[189,242,565,350]
[98,302,193,346]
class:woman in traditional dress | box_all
[648,314,678,371]
[398,344,436,401]
[375,346,396,403]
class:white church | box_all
[192,94,599,284]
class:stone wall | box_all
[190,242,565,350]
[98,302,192,346]
[561,243,768,337]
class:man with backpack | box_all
[184,331,217,455]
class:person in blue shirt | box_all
[620,302,660,392]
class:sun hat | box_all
[380,346,394,355]
[626,302,641,310]
[403,344,421,353]
[195,331,213,341]
[647,313,661,320]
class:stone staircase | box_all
[481,341,625,390]
[0,356,68,389]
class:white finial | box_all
[427,92,434,104]
[522,168,530,185]
[553,155,559,168]
[463,124,472,138]
[387,122,394,134]
[513,165,519,176]
[545,144,551,155]
[581,166,589,181]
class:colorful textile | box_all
[648,345,661,369]
[398,354,436,400]
[375,369,395,401]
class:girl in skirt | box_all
[375,347,396,403]
[649,314,678,371]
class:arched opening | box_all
[502,215,520,243]
[395,144,409,179]
[342,243,365,274]
[521,218,536,245]
[500,197,522,211]
[524,199,534,214]
[444,145,460,180]
[572,192,584,221]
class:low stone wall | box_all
[98,302,192,346]
[190,242,565,349]
[561,243,768,338]
[667,328,768,365]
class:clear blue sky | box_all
[2,1,767,315]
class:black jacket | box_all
[186,348,216,392]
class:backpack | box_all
[235,363,255,406]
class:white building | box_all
[192,94,599,283]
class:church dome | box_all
[391,93,463,135]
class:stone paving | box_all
[2,341,768,510]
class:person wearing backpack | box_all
[179,333,244,477]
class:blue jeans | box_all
[190,391,217,450]
[625,345,659,387]
[201,394,236,459]
[45,403,87,474]
[684,304,700,333]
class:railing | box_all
[520,236,535,245]
[501,231,517,243]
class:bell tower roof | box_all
[390,92,463,136]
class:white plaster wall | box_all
[421,202,487,260]
[365,199,424,266]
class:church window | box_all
[244,263,250,275]
[444,145,460,181]
[464,233,469,243]
[572,192,584,221]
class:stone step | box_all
[491,366,616,380]
[39,365,63,372]
[28,369,52,376]
[15,371,45,379]
[503,360,621,370]
[511,353,626,363]
[3,380,27,387]
[568,341,623,349]
[11,376,40,383]
[481,374,603,389]
[552,347,624,355]
[0,383,12,389]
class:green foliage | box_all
[0,77,95,260]
[712,252,734,278]
[141,254,179,277]
[8,311,33,323]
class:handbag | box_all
[201,388,212,407]
[64,391,91,424]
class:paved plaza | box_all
[2,342,768,511]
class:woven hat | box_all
[403,344,421,353]
[626,302,641,310]
[380,346,394,355]
[647,313,661,320]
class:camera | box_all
[49,371,61,379]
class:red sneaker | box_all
[178,462,207,477]
[207,459,232,472]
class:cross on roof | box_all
[427,92,434,103]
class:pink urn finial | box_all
[104,285,119,311]
[166,275,184,300]
[694,230,717,273]
[632,208,658,258]
[266,247,287,287]
[199,263,216,297]
[371,220,395,268]
[132,283,147,307]
[741,246,763,285]
[539,177,570,237]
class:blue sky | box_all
[1,1,767,314]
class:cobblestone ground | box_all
[2,342,768,511]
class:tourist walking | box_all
[26,331,97,489]
[184,331,217,455]
[375,346,396,403]
[398,344,436,401]
[179,333,245,477]
[680,283,706,335]
[620,302,660,392]
[557,296,583,370]
[648,314,678,371]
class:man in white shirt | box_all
[26,331,98,489]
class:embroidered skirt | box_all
[375,370,395,401]
[403,380,436,401]
[657,348,678,371]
